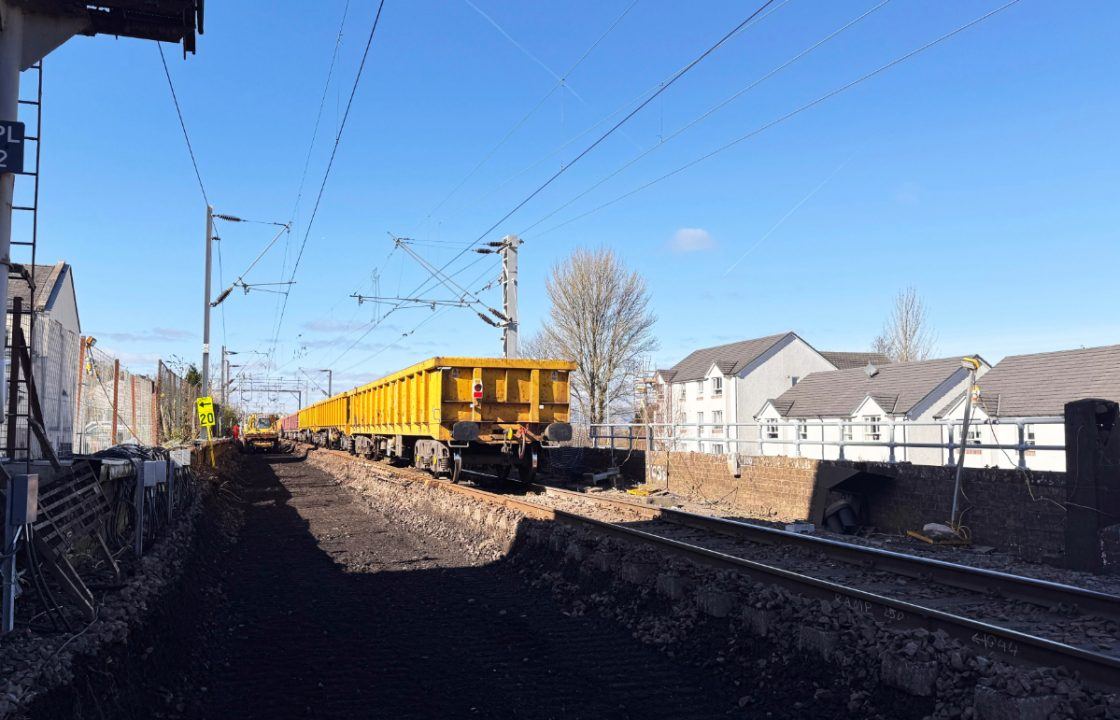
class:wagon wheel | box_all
[450,451,463,484]
[517,448,538,483]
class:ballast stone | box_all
[974,686,1060,720]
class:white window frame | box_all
[697,412,704,438]
[797,420,808,441]
[677,384,686,401]
[865,415,882,442]
[711,376,723,397]
[695,379,704,397]
[764,418,779,440]
[967,425,982,445]
[712,410,723,434]
[1024,424,1036,446]
[842,422,853,442]
[711,443,724,455]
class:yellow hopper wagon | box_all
[296,356,576,482]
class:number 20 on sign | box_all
[196,396,216,428]
[196,396,217,466]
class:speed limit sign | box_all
[196,396,216,428]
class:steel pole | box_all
[200,204,213,438]
[501,235,520,357]
[950,367,978,527]
[327,369,332,397]
[0,5,22,417]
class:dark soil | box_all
[31,452,752,719]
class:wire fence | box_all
[157,359,200,444]
[72,342,199,454]
[1,314,80,459]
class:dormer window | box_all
[711,376,723,397]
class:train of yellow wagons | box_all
[276,356,576,483]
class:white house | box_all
[653,332,883,454]
[755,355,988,464]
[935,344,1120,472]
[2,262,81,458]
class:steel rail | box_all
[527,482,1120,623]
[303,446,1120,690]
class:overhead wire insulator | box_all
[477,312,500,328]
[487,307,509,323]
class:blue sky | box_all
[31,0,1120,411]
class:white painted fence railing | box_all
[584,417,1066,470]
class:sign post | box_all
[196,395,216,465]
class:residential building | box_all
[2,262,81,458]
[819,351,891,370]
[756,355,988,464]
[935,344,1120,471]
[653,332,843,453]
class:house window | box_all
[842,423,853,442]
[696,379,704,397]
[697,412,704,437]
[765,419,779,440]
[791,376,800,386]
[1024,425,1036,446]
[797,420,808,441]
[713,410,723,434]
[967,426,982,445]
[711,443,725,455]
[677,384,686,401]
[712,376,723,396]
[865,415,882,441]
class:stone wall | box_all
[854,461,1067,561]
[646,451,826,522]
[643,451,1069,561]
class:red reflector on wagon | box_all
[472,381,484,399]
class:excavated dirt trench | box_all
[26,450,791,720]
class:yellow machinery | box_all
[242,413,279,451]
[296,356,576,482]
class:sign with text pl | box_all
[0,121,24,174]
[196,396,216,428]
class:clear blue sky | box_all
[34,0,1120,411]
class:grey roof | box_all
[937,345,1120,418]
[765,356,974,419]
[7,262,67,313]
[655,369,676,383]
[667,332,790,382]
[820,350,892,370]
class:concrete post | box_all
[500,235,519,358]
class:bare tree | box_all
[530,248,658,424]
[872,286,936,362]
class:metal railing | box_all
[584,416,1065,470]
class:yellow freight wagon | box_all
[297,356,576,482]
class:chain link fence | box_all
[157,359,199,444]
[1,314,81,460]
[72,342,199,453]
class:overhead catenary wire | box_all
[378,0,783,336]
[530,0,1026,240]
[467,0,778,248]
[438,0,792,228]
[157,43,207,204]
[415,0,642,231]
[269,0,389,361]
[517,0,893,237]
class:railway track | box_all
[303,445,1120,691]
